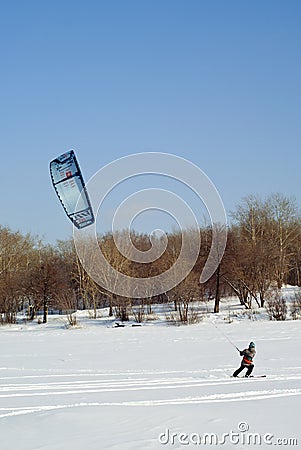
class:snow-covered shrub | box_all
[265,293,287,321]
[290,291,301,320]
[66,312,77,327]
[132,305,145,323]
[0,312,16,324]
[165,304,204,325]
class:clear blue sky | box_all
[0,0,300,242]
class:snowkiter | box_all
[232,342,256,377]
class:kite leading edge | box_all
[50,150,95,229]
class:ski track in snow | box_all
[1,369,301,419]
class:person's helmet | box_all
[249,342,255,348]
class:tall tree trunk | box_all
[214,264,221,313]
[43,294,48,323]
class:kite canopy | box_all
[50,150,95,229]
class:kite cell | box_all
[50,150,95,229]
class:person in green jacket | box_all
[232,342,256,377]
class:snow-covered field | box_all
[0,295,300,449]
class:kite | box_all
[50,150,95,229]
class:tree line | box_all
[1,193,300,324]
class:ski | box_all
[231,375,266,379]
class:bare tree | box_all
[24,245,69,323]
[269,194,300,288]
[55,289,78,326]
[0,227,35,323]
[167,271,202,324]
[227,196,280,308]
